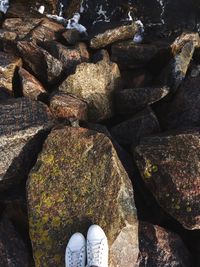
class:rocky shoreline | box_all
[0,1,200,267]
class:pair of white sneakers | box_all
[65,225,108,267]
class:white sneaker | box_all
[65,233,86,267]
[87,225,108,267]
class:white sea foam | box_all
[47,12,87,33]
[133,20,144,44]
[0,0,9,14]
[38,5,45,14]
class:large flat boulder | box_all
[0,98,53,191]
[59,58,121,121]
[134,131,200,230]
[27,126,139,267]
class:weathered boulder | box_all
[0,51,22,93]
[121,69,153,89]
[7,0,57,18]
[27,126,139,267]
[49,91,88,121]
[136,221,192,267]
[0,29,18,53]
[134,132,200,230]
[115,86,170,115]
[111,41,159,69]
[38,41,89,71]
[0,216,32,267]
[2,18,41,40]
[25,18,65,42]
[90,22,138,49]
[110,108,160,147]
[159,32,200,91]
[62,29,87,45]
[155,75,200,131]
[17,41,64,85]
[59,59,121,121]
[19,67,47,101]
[0,98,53,191]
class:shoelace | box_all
[68,248,84,267]
[87,240,103,267]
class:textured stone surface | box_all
[0,29,18,53]
[111,41,158,69]
[136,221,192,267]
[19,67,47,101]
[49,91,88,121]
[0,216,32,267]
[2,18,41,40]
[27,126,138,267]
[0,98,53,191]
[59,59,121,121]
[160,33,200,91]
[134,132,200,230]
[0,52,22,93]
[115,86,170,115]
[38,41,89,71]
[90,23,138,49]
[62,29,87,45]
[155,75,200,131]
[121,69,153,89]
[26,18,65,42]
[110,108,160,147]
[17,41,64,85]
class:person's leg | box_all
[86,225,108,267]
[65,232,86,267]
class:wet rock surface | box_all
[134,132,200,230]
[27,126,138,267]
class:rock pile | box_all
[0,1,199,267]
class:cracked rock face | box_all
[27,126,138,267]
[0,98,53,191]
[134,132,200,230]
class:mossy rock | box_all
[27,126,138,267]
